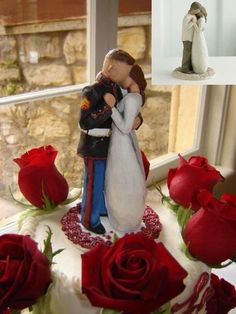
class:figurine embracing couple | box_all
[77,49,148,235]
[181,1,208,74]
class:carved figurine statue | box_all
[173,2,214,80]
[77,49,148,234]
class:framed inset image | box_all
[152,0,236,84]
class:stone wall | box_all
[0,15,172,198]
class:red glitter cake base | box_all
[61,203,162,250]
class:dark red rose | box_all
[183,190,236,264]
[206,274,236,314]
[82,233,188,314]
[14,145,69,209]
[0,234,51,312]
[167,155,224,210]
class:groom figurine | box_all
[181,2,201,73]
[77,49,143,234]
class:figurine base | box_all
[172,67,215,81]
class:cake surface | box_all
[18,188,211,314]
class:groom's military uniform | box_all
[77,74,123,158]
[77,74,123,234]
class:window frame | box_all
[147,85,235,187]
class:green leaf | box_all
[153,302,171,314]
[9,186,35,209]
[101,309,121,314]
[42,185,56,211]
[177,206,192,232]
[52,248,65,259]
[113,233,119,242]
[153,184,179,213]
[42,226,64,265]
[43,225,54,263]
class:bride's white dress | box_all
[105,93,146,232]
[192,17,208,74]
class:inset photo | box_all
[152,0,236,84]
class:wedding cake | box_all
[17,188,211,314]
[1,147,235,314]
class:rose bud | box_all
[167,154,224,210]
[183,190,236,264]
[14,145,69,209]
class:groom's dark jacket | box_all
[77,74,123,159]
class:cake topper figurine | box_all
[77,49,147,235]
[173,2,215,80]
[104,62,147,233]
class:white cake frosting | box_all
[18,188,211,314]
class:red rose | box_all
[206,274,236,314]
[82,233,188,314]
[0,234,51,312]
[14,145,69,209]
[167,155,224,210]
[183,190,236,264]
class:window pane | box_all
[0,84,203,201]
[118,0,151,74]
[0,0,87,97]
[0,92,83,200]
[137,84,202,160]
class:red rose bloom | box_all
[167,155,224,210]
[82,233,188,314]
[0,234,52,312]
[14,145,69,209]
[183,190,236,264]
[206,274,236,314]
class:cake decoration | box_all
[0,147,235,313]
[13,145,69,210]
[81,233,188,314]
[61,203,162,250]
[0,231,53,313]
[77,49,148,235]
[157,154,236,268]
[173,2,215,80]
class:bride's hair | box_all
[200,6,207,22]
[105,48,135,66]
[129,64,147,106]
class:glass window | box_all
[0,92,83,200]
[118,0,151,74]
[137,84,202,160]
[0,0,87,97]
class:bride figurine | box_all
[192,5,208,74]
[104,64,147,233]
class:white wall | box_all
[152,0,236,57]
